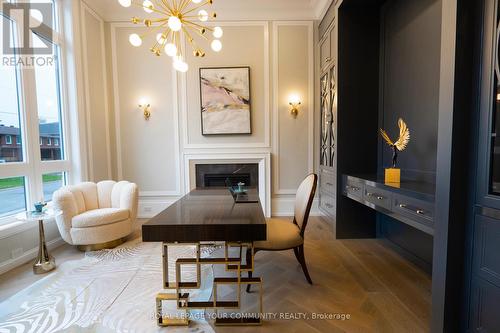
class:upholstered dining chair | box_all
[247,173,318,291]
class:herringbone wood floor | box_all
[0,216,430,332]
[211,216,431,333]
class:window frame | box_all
[5,135,12,144]
[0,0,72,225]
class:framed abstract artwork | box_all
[199,67,252,135]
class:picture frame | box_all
[199,66,252,135]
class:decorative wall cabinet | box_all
[318,12,337,219]
[467,0,500,331]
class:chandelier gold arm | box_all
[183,20,213,34]
[137,21,168,39]
[182,1,213,16]
[178,0,191,13]
[122,0,220,70]
[183,24,210,43]
[158,0,173,13]
[131,0,171,16]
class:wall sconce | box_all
[138,100,151,120]
[289,95,301,119]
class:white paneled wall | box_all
[83,7,318,217]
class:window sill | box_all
[0,219,39,239]
[0,203,56,239]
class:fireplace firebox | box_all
[195,164,259,190]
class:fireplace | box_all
[195,164,259,190]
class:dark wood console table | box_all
[142,188,267,326]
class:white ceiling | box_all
[83,0,332,21]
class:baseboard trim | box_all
[138,197,180,219]
[0,237,65,275]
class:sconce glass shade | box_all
[289,94,301,106]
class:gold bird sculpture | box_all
[380,118,410,168]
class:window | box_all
[43,172,64,202]
[0,177,26,218]
[0,16,23,164]
[0,2,70,224]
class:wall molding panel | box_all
[272,21,315,195]
[180,21,271,150]
[80,2,112,180]
[105,19,315,217]
[110,22,182,197]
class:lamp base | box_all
[385,168,400,184]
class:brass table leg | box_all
[156,242,263,326]
[33,219,56,274]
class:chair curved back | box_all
[293,173,318,236]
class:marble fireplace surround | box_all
[183,153,271,217]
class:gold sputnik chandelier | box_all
[117,0,223,72]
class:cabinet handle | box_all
[399,204,425,215]
[367,192,385,200]
[326,182,333,186]
[325,203,333,208]
[346,185,360,191]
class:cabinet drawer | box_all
[363,184,392,211]
[320,172,336,195]
[393,195,434,227]
[473,214,500,287]
[320,191,335,216]
[344,178,363,200]
[470,277,500,332]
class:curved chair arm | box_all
[119,182,139,222]
[52,188,78,244]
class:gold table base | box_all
[33,219,56,274]
[156,242,263,326]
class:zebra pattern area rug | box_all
[0,240,215,333]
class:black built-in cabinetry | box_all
[318,0,482,331]
[465,0,500,331]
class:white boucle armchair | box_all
[52,180,138,251]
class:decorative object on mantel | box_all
[118,0,223,72]
[200,67,251,135]
[288,94,301,119]
[380,118,411,184]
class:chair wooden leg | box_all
[295,245,313,285]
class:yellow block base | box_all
[385,168,401,184]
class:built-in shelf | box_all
[342,174,435,235]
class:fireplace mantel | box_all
[183,153,271,217]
